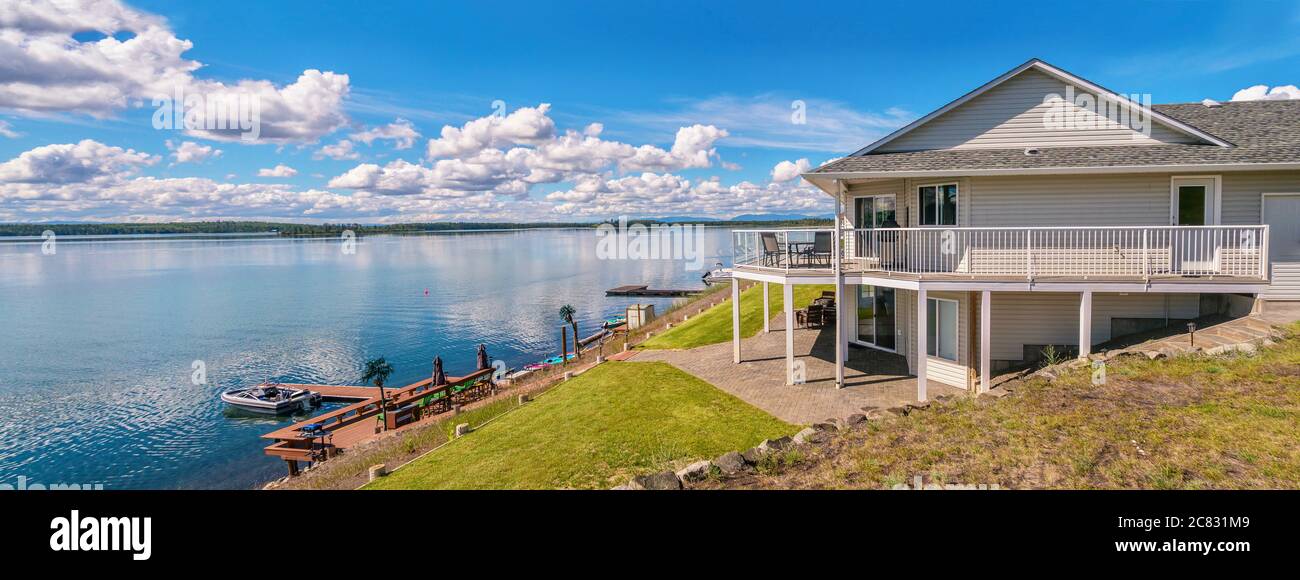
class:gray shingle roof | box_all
[811,100,1300,174]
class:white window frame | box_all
[917,182,959,227]
[1169,175,1221,226]
[926,296,959,362]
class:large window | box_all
[919,183,958,226]
[926,297,958,362]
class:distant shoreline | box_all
[0,218,833,240]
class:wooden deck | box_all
[261,368,494,474]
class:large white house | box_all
[727,58,1300,400]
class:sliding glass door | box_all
[855,194,897,229]
[856,285,896,350]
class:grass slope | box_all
[367,361,795,489]
[638,283,833,350]
[718,322,1300,490]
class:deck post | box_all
[784,282,795,385]
[732,278,742,363]
[1079,290,1093,359]
[286,459,299,477]
[762,281,770,334]
[980,290,991,393]
[833,189,845,389]
[917,287,928,402]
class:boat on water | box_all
[220,383,321,414]
[702,262,732,285]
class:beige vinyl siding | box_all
[989,292,1080,360]
[989,292,1199,360]
[1092,293,1199,342]
[1260,192,1300,300]
[1266,263,1300,300]
[968,174,1171,226]
[877,69,1198,152]
[1221,174,1300,299]
[1220,171,1300,225]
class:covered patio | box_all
[635,312,963,425]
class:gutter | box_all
[802,161,1300,183]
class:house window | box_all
[919,183,958,226]
[926,297,958,362]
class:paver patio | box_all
[634,315,965,425]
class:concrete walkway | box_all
[634,316,963,425]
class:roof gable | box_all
[857,59,1231,155]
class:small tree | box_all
[361,357,394,430]
[559,304,580,360]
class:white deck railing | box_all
[732,229,836,272]
[734,226,1269,280]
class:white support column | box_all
[1078,290,1093,359]
[916,287,928,402]
[762,281,770,334]
[784,282,795,385]
[980,290,991,394]
[833,187,845,389]
[731,278,742,363]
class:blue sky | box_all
[1,0,1298,223]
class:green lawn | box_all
[638,283,834,350]
[366,361,796,489]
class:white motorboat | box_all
[220,383,321,414]
[701,262,732,285]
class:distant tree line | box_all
[0,218,832,238]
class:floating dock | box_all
[261,368,494,476]
[606,284,702,297]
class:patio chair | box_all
[760,232,783,267]
[806,303,824,327]
[800,231,833,267]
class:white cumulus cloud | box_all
[257,164,298,178]
[0,139,156,184]
[0,0,351,144]
[351,118,420,149]
[166,140,221,164]
[316,139,359,160]
[1231,84,1300,101]
[771,158,812,183]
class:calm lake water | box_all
[0,228,734,489]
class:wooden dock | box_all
[606,284,702,297]
[261,368,494,475]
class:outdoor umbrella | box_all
[433,356,447,386]
[476,343,490,370]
